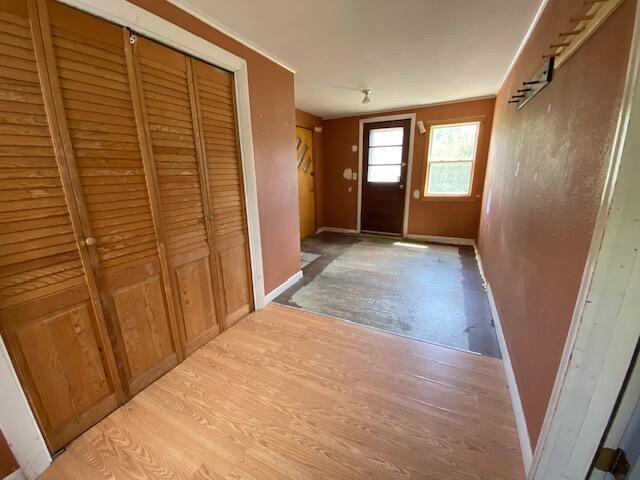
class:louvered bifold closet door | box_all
[0,0,122,453]
[41,0,181,396]
[131,36,222,357]
[192,60,253,327]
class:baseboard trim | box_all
[315,227,358,234]
[406,234,476,246]
[484,279,533,472]
[263,270,303,305]
[475,247,532,472]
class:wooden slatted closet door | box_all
[40,0,181,396]
[191,59,253,328]
[130,36,222,356]
[0,0,123,452]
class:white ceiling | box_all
[170,0,544,119]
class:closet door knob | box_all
[84,237,97,246]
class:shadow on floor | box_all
[274,232,501,358]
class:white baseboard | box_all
[484,280,533,473]
[263,270,303,304]
[4,468,26,480]
[406,234,476,246]
[315,227,358,234]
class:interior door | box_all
[296,126,315,239]
[191,58,253,328]
[41,0,181,396]
[0,0,122,452]
[130,35,222,357]
[360,119,410,235]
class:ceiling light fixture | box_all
[361,89,372,104]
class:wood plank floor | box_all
[39,304,524,480]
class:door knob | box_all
[84,237,97,246]
[399,185,404,189]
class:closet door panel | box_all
[110,273,174,392]
[133,37,221,355]
[192,59,253,327]
[174,250,217,342]
[0,0,120,452]
[44,0,178,394]
[2,288,117,452]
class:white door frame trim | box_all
[3,1,266,477]
[529,6,640,479]
[357,113,416,237]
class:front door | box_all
[361,119,410,235]
[296,127,315,239]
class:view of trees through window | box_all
[425,122,479,196]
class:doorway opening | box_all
[296,126,316,239]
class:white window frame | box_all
[424,121,480,197]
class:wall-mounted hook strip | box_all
[512,56,554,111]
[570,14,595,22]
[559,28,586,37]
[554,0,622,69]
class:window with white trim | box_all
[424,121,480,196]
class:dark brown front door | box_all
[361,119,411,235]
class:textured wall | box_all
[129,0,300,294]
[321,98,495,238]
[478,0,636,446]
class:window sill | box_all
[419,194,481,203]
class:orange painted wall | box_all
[478,0,636,446]
[321,98,495,237]
[295,109,325,229]
[128,0,300,294]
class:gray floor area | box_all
[274,232,501,358]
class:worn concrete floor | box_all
[274,232,501,357]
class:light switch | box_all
[352,172,357,180]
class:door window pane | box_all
[370,127,404,147]
[367,165,401,183]
[427,162,472,195]
[429,123,479,162]
[368,146,402,165]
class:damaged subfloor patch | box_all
[274,231,501,358]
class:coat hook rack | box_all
[548,0,623,70]
[509,56,554,110]
[509,0,623,111]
